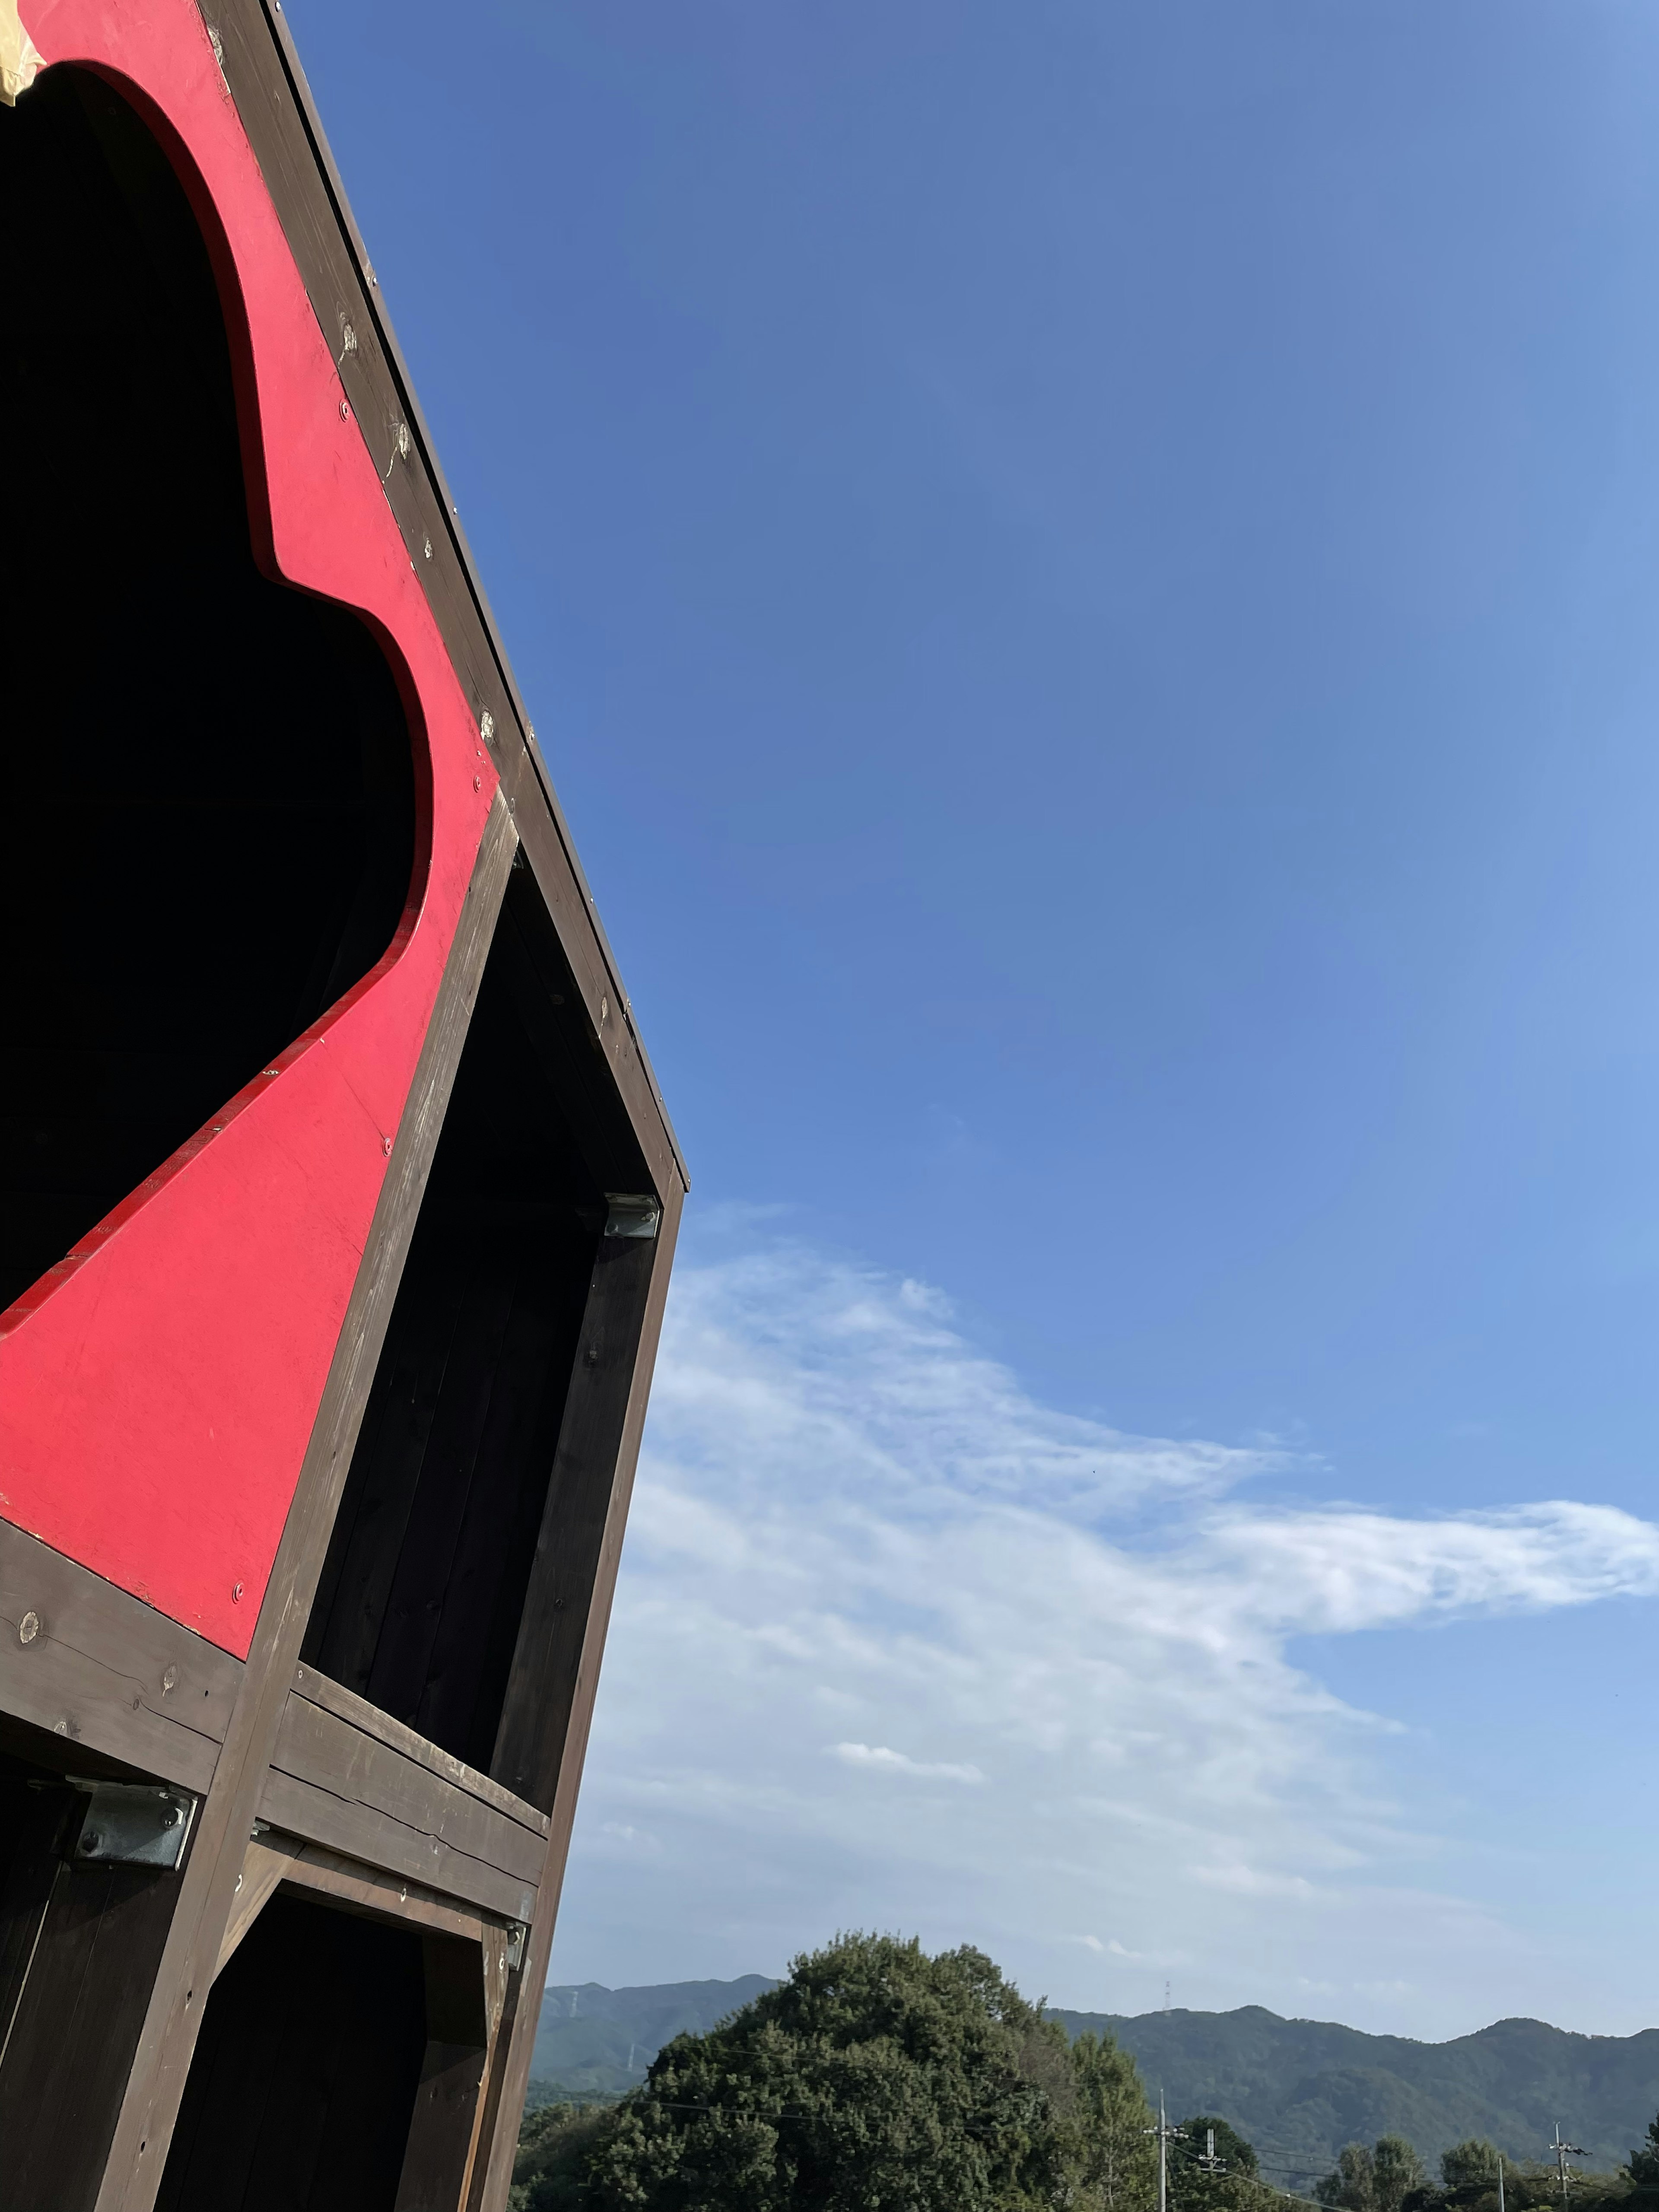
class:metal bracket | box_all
[604,1192,660,1240]
[506,1920,528,1973]
[68,1782,198,1872]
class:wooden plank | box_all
[96,792,519,2212]
[473,1182,684,2212]
[291,1665,549,1837]
[394,1932,492,2212]
[0,1856,190,2212]
[206,0,686,1201]
[256,1768,535,1926]
[488,1226,661,1810]
[269,1692,546,1886]
[0,1519,242,1795]
[276,1840,496,1948]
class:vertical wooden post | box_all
[470,1183,684,2212]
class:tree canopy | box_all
[511,1932,1178,2212]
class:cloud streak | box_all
[556,1241,1659,2035]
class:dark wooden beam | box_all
[94,793,520,2212]
[255,1765,534,1926]
[291,1664,549,1838]
[0,1521,243,1795]
[488,1223,662,1810]
[392,1931,498,2212]
[0,1796,197,2212]
[472,1181,685,2212]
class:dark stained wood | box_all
[472,1181,684,2212]
[268,1692,545,1885]
[279,1839,502,1949]
[0,1520,242,1795]
[96,792,519,2212]
[256,1768,535,1925]
[392,1933,492,2212]
[291,1665,549,1836]
[203,0,685,1202]
[0,1850,194,2212]
[489,1226,660,1811]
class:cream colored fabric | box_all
[0,0,42,107]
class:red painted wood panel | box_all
[0,0,499,1656]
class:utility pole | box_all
[1146,2092,1187,2212]
[1198,2129,1228,2177]
[1498,2155,1506,2212]
[1549,2126,1586,2212]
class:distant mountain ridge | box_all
[534,1981,1659,2176]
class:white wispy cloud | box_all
[557,1241,1659,2033]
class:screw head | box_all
[231,1583,244,1603]
[18,1610,39,1645]
[339,400,349,420]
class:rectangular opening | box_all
[302,859,655,1789]
[157,1890,440,2211]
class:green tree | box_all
[1174,2115,1286,2212]
[1376,2136,1427,2212]
[1065,2032,1156,2211]
[1443,2144,1505,2193]
[1627,2117,1659,2201]
[1319,2143,1379,2212]
[1181,2117,1261,2179]
[583,1931,1073,2210]
[511,2102,617,2212]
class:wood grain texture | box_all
[292,1665,548,1836]
[474,1181,684,2212]
[0,1853,193,2212]
[489,1233,659,1810]
[270,1692,546,1884]
[96,794,519,2212]
[276,1840,500,1948]
[256,1768,535,1924]
[0,1522,243,1795]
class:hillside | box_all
[1076,2005,1659,2181]
[533,1981,1659,2175]
[533,1977,779,2095]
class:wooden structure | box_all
[0,4,686,2206]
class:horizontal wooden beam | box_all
[257,1764,537,1925]
[0,1519,243,1793]
[291,1664,547,1839]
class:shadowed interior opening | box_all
[303,860,656,1794]
[0,68,416,1319]
[157,1893,430,2212]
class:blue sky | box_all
[289,0,1659,2037]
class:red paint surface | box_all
[0,0,499,1655]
